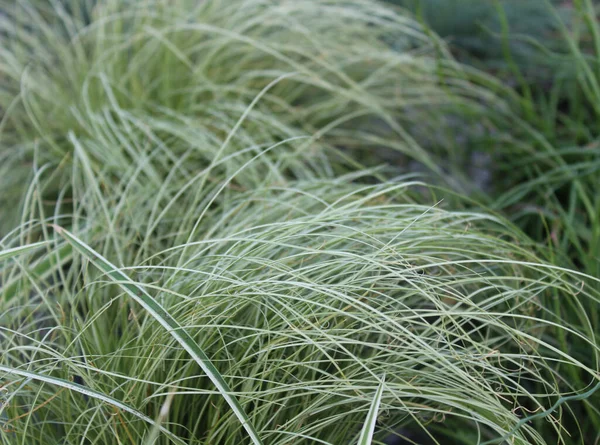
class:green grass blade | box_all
[0,241,47,262]
[52,225,263,445]
[357,375,385,445]
[0,364,186,445]
[481,380,600,445]
[2,242,73,301]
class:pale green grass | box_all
[2,168,599,444]
[0,0,507,236]
[1,1,599,444]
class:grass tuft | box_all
[0,0,599,444]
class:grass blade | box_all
[52,225,263,445]
[357,375,385,445]
[0,242,47,262]
[0,365,186,445]
[2,243,73,301]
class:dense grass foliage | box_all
[389,0,600,279]
[492,0,600,283]
[0,0,509,234]
[3,173,599,444]
[1,0,599,444]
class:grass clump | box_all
[0,0,506,233]
[2,172,600,444]
[496,0,600,280]
[0,0,599,444]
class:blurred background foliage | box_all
[387,0,570,77]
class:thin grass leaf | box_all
[0,364,186,445]
[357,375,385,445]
[2,242,72,300]
[143,390,177,445]
[0,242,47,262]
[481,379,600,444]
[52,225,263,445]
